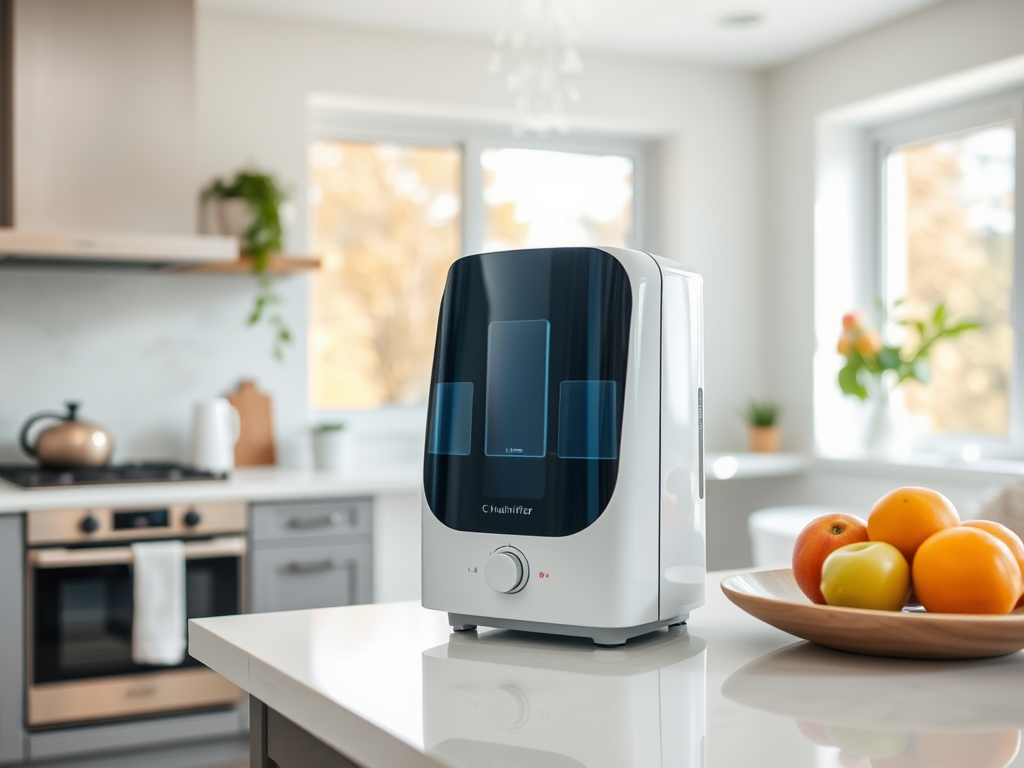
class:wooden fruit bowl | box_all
[721,568,1024,659]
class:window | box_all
[481,148,633,251]
[309,141,462,409]
[308,125,642,411]
[871,94,1024,454]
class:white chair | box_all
[747,506,857,569]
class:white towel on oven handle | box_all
[131,539,186,666]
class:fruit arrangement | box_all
[793,487,1024,614]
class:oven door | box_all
[27,536,245,728]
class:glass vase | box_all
[864,372,914,460]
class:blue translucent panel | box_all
[557,380,619,459]
[428,382,474,456]
[485,320,550,458]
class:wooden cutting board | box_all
[228,380,276,466]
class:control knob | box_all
[183,509,202,528]
[484,547,528,593]
[80,515,99,534]
[484,685,530,730]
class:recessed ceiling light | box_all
[718,11,764,28]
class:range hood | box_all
[0,0,237,268]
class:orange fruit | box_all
[867,487,959,565]
[913,527,1022,614]
[964,520,1024,605]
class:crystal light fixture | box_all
[488,0,586,135]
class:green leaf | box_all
[839,364,868,400]
[945,320,983,336]
[877,347,901,371]
[932,302,947,327]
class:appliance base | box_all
[447,612,689,646]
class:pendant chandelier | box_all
[488,0,587,135]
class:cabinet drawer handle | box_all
[280,557,343,574]
[285,508,358,530]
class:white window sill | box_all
[704,452,1024,483]
[813,453,1024,482]
[705,452,808,480]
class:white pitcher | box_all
[188,398,240,473]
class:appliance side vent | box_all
[698,387,704,500]
[0,0,12,226]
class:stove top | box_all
[0,463,228,489]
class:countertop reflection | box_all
[189,570,1024,768]
[423,628,705,768]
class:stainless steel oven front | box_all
[26,501,247,729]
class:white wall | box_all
[0,269,309,465]
[194,8,766,453]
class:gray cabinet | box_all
[250,499,372,614]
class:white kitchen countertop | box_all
[0,466,422,513]
[189,570,1024,768]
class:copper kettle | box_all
[20,402,114,468]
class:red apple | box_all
[792,514,869,604]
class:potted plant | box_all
[837,301,982,457]
[311,422,349,473]
[744,400,782,453]
[203,169,292,361]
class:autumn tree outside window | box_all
[308,127,643,412]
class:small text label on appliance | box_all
[481,504,533,515]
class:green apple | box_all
[824,725,910,760]
[821,541,911,611]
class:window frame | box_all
[866,91,1024,458]
[305,107,650,419]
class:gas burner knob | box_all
[484,548,528,594]
[183,509,202,528]
[80,515,99,534]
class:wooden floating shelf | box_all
[175,254,321,275]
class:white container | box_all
[312,428,350,474]
[188,398,240,474]
[421,247,705,646]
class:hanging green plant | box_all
[203,169,293,361]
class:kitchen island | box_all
[189,570,1024,768]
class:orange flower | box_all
[856,329,882,356]
[837,330,856,356]
[842,311,866,331]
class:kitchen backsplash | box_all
[0,268,309,467]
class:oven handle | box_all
[29,536,247,568]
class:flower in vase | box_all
[837,301,982,401]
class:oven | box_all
[25,502,247,729]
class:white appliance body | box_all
[422,247,705,645]
[188,398,240,474]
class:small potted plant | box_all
[745,400,782,453]
[202,169,293,361]
[312,422,349,474]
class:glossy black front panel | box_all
[424,248,633,537]
[33,555,239,684]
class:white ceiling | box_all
[199,0,944,68]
